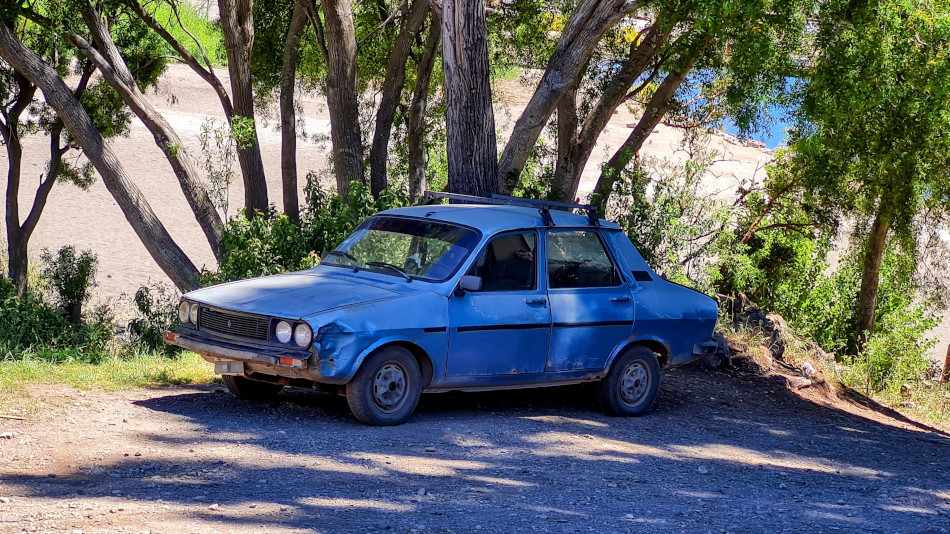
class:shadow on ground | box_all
[2,360,949,533]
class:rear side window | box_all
[547,230,620,288]
[466,232,537,291]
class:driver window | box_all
[547,230,620,288]
[466,232,537,291]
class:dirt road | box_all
[1,361,948,533]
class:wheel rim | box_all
[619,360,651,408]
[372,362,408,414]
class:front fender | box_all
[307,292,449,384]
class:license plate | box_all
[214,360,245,375]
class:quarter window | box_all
[547,231,620,288]
[466,232,537,291]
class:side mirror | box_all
[456,275,483,296]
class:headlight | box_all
[178,301,191,324]
[294,323,312,347]
[190,303,200,325]
[275,320,293,343]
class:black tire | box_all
[346,346,422,426]
[221,374,284,401]
[596,345,661,416]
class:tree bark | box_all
[552,83,579,202]
[591,64,692,212]
[551,23,668,201]
[856,207,893,349]
[69,3,224,258]
[320,0,364,197]
[280,0,309,223]
[218,0,269,215]
[442,0,498,197]
[369,0,430,197]
[0,23,201,291]
[408,10,441,199]
[497,0,640,193]
[2,72,35,296]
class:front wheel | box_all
[596,346,661,416]
[346,346,422,426]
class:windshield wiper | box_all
[323,250,360,271]
[365,261,412,282]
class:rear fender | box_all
[603,336,672,373]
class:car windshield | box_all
[323,216,480,282]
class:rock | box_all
[91,467,104,476]
[624,514,635,519]
[424,447,436,453]
[193,496,206,502]
[779,483,788,490]
[416,488,426,496]
[607,483,618,488]
[697,465,709,475]
[802,362,817,378]
[109,472,121,479]
[279,505,289,511]
[0,497,9,504]
[0,432,13,439]
[208,504,219,510]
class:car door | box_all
[447,231,551,376]
[545,229,634,372]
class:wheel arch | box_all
[354,339,435,388]
[606,337,670,372]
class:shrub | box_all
[205,180,410,284]
[127,283,181,357]
[0,275,112,362]
[40,246,98,324]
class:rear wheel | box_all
[596,346,661,416]
[222,374,284,401]
[346,346,422,426]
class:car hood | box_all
[185,270,407,319]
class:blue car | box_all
[164,193,718,425]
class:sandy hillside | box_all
[1,63,945,362]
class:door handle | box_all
[610,296,631,302]
[525,297,547,305]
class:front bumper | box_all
[163,329,312,369]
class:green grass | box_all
[151,2,227,66]
[0,351,216,416]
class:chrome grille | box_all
[198,307,269,341]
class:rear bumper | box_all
[163,329,312,369]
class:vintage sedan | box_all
[164,193,718,425]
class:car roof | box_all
[377,204,621,235]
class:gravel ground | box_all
[1,360,948,534]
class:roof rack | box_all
[423,191,600,227]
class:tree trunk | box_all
[2,72,37,296]
[218,0,269,215]
[408,12,441,200]
[0,23,201,291]
[321,0,364,197]
[369,0,430,197]
[552,83,579,202]
[497,0,640,193]
[591,65,691,211]
[70,4,224,258]
[856,207,892,349]
[551,23,668,202]
[442,0,498,197]
[3,116,27,296]
[124,0,235,116]
[280,0,309,223]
